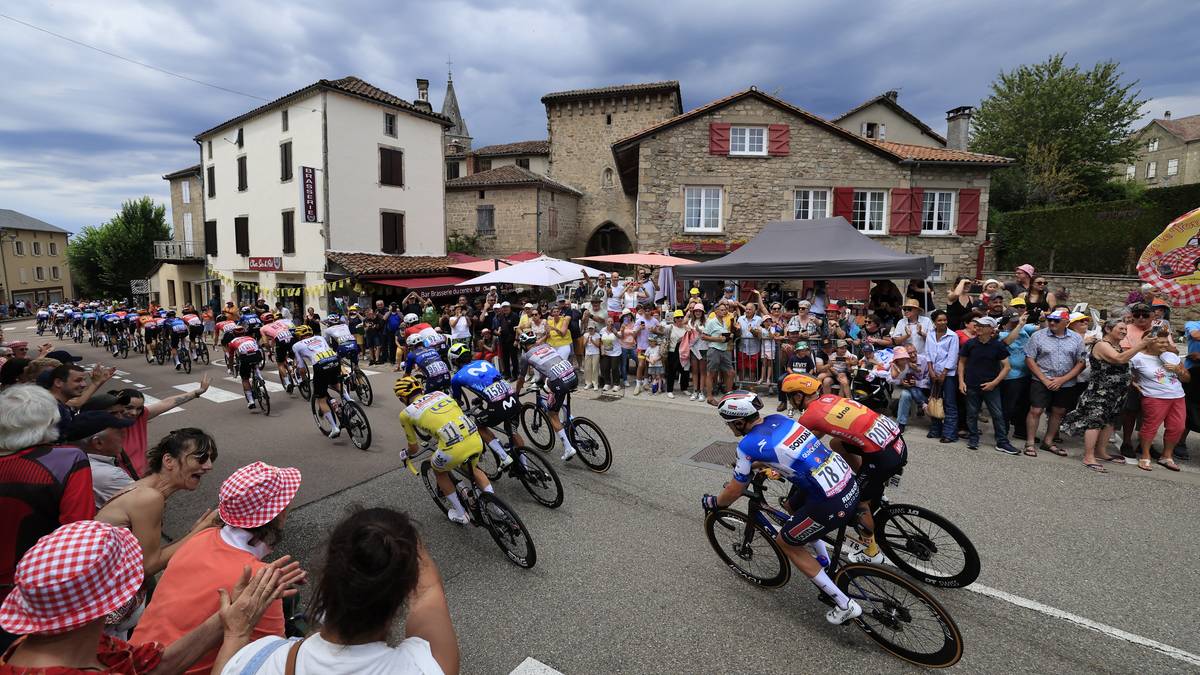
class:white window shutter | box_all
[860,122,868,136]
[879,123,886,140]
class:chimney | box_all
[946,106,974,150]
[1164,110,1172,120]
[416,78,429,101]
[884,90,898,102]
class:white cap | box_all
[500,301,511,307]
[523,302,534,309]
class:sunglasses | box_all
[1034,281,1048,286]
[190,449,215,464]
[1132,312,1151,318]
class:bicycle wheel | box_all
[310,396,332,436]
[515,450,564,508]
[255,380,271,416]
[352,371,374,406]
[833,563,963,668]
[419,460,452,515]
[119,341,129,359]
[181,351,192,374]
[198,344,210,365]
[875,504,980,589]
[704,509,790,588]
[520,403,555,451]
[477,446,502,480]
[342,401,372,450]
[155,344,165,365]
[477,492,537,568]
[568,417,612,473]
[298,377,312,401]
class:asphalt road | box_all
[10,316,1199,674]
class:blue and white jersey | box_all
[102,312,122,324]
[451,359,514,405]
[240,312,262,328]
[734,414,858,510]
[35,309,49,319]
[166,317,188,333]
[405,346,451,387]
[82,311,97,321]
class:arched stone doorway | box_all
[585,222,632,257]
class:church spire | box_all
[441,65,471,151]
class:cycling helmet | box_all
[404,313,419,326]
[348,304,360,312]
[716,390,764,422]
[393,376,424,400]
[518,330,537,347]
[260,312,275,323]
[406,333,424,347]
[780,374,822,396]
[232,324,248,335]
[293,325,313,339]
[166,310,176,318]
[448,342,471,365]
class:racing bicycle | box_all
[704,470,963,668]
[340,357,374,406]
[309,385,372,450]
[520,387,612,472]
[178,340,193,374]
[245,362,270,415]
[113,332,130,359]
[471,406,564,509]
[193,338,210,365]
[72,323,84,343]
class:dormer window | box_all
[1148,138,1159,152]
[861,122,886,140]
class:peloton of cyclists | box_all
[512,330,578,461]
[447,342,518,469]
[291,324,345,437]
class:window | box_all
[478,190,485,199]
[204,220,218,256]
[281,211,295,254]
[852,190,887,233]
[280,141,293,181]
[236,128,244,148]
[684,186,722,232]
[19,268,26,283]
[1167,158,1179,176]
[51,266,60,280]
[793,189,830,219]
[606,113,612,125]
[729,127,766,156]
[13,241,23,256]
[48,242,57,256]
[384,112,397,137]
[35,266,44,281]
[929,263,945,282]
[516,157,530,170]
[237,156,248,191]
[446,161,460,179]
[1125,164,1136,180]
[861,122,886,140]
[281,109,289,132]
[207,140,213,159]
[921,191,955,234]
[476,206,495,235]
[235,216,249,256]
[380,147,404,187]
[603,168,614,187]
[478,158,492,172]
[206,165,216,198]
[31,241,41,256]
[1147,161,1157,179]
[548,207,558,239]
[381,212,405,254]
[181,179,190,204]
[1148,138,1159,152]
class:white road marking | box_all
[120,378,132,383]
[135,383,147,388]
[968,583,1200,667]
[173,382,245,403]
[509,658,564,675]
[140,394,182,416]
[360,369,381,376]
[222,375,285,393]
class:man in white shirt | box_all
[891,298,935,355]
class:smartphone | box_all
[1148,326,1164,338]
[969,283,984,294]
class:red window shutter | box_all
[832,187,855,221]
[910,188,925,235]
[709,123,731,155]
[767,124,790,156]
[889,188,911,235]
[957,188,980,235]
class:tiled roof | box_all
[162,164,201,181]
[445,165,582,196]
[196,76,451,140]
[867,140,1013,164]
[326,251,456,277]
[1156,114,1200,143]
[832,93,948,146]
[541,81,681,105]
[0,209,69,234]
[472,140,550,157]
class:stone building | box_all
[832,90,948,148]
[1122,112,1200,187]
[610,87,1011,285]
[444,165,581,259]
[470,140,550,175]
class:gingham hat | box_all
[0,521,143,635]
[219,461,302,529]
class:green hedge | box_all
[993,183,1200,275]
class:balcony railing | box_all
[154,240,204,261]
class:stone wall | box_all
[537,188,580,259]
[445,186,579,259]
[545,92,679,254]
[635,96,991,283]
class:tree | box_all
[971,54,1146,210]
[67,197,170,298]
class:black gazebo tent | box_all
[677,217,933,280]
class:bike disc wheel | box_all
[568,417,612,473]
[515,450,564,508]
[875,504,980,589]
[342,401,372,450]
[520,403,555,451]
[704,509,790,588]
[353,372,374,406]
[477,493,537,568]
[833,563,963,668]
[419,460,451,515]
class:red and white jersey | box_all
[229,335,260,356]
[183,313,202,326]
[216,320,236,336]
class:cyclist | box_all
[267,318,298,393]
[291,324,344,437]
[239,305,263,340]
[183,312,204,359]
[35,306,50,334]
[779,374,907,565]
[142,313,162,356]
[226,325,264,410]
[394,376,494,525]
[322,314,360,367]
[163,311,188,370]
[69,305,83,336]
[52,306,69,336]
[512,330,579,461]
[102,310,124,354]
[82,304,98,340]
[701,390,864,625]
[404,333,452,393]
[448,342,516,468]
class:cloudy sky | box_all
[1,0,1197,233]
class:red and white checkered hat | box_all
[0,520,143,635]
[219,461,302,529]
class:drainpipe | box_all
[321,91,332,310]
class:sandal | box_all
[1097,454,1126,464]
[1083,462,1108,473]
[1138,459,1153,471]
[1040,442,1068,457]
[1157,459,1181,472]
[1023,445,1038,457]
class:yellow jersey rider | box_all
[395,376,495,524]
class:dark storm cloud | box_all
[0,0,1197,232]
